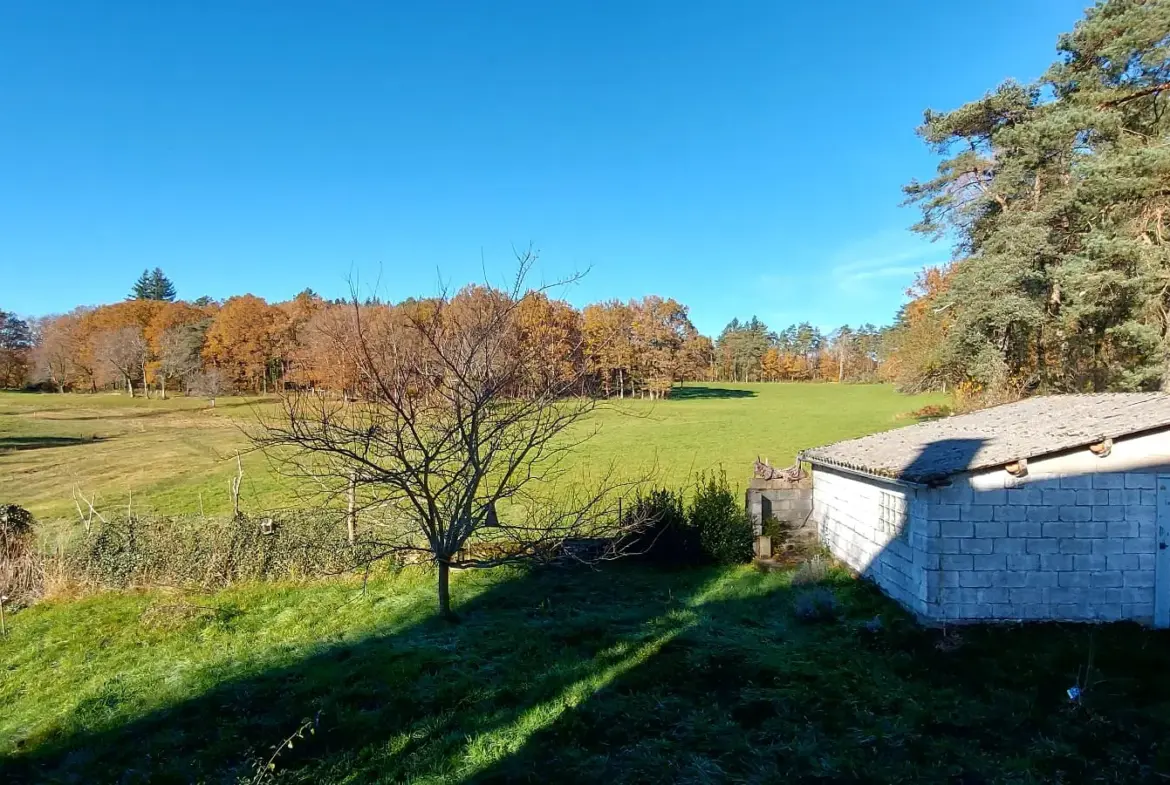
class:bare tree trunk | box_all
[126,376,134,397]
[437,559,452,619]
[160,375,166,400]
[618,368,624,399]
[346,470,356,545]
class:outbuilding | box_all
[799,393,1170,627]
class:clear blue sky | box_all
[1,1,1087,336]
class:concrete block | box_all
[993,538,1027,554]
[1107,521,1139,538]
[992,506,1026,523]
[1006,554,1040,571]
[1055,603,1088,619]
[1060,474,1093,490]
[929,504,961,521]
[1138,554,1156,570]
[941,554,972,571]
[1025,570,1059,588]
[1009,588,1044,604]
[940,521,973,538]
[975,587,1010,604]
[1091,538,1125,555]
[1124,571,1155,588]
[938,484,974,504]
[959,538,994,554]
[1124,506,1156,525]
[973,554,1006,571]
[1074,521,1108,538]
[1073,554,1107,572]
[1057,506,1092,523]
[1122,489,1144,505]
[1009,487,1045,506]
[1107,554,1140,571]
[1089,571,1123,588]
[1076,489,1111,506]
[1042,522,1076,538]
[971,489,1007,505]
[1122,587,1152,604]
[1045,587,1081,604]
[1042,489,1077,506]
[998,571,1030,588]
[1025,506,1060,522]
[961,504,993,521]
[959,571,994,588]
[1026,539,1060,555]
[1140,523,1157,540]
[1009,521,1043,538]
[1091,506,1124,522]
[1141,490,1158,506]
[1093,473,1125,489]
[1058,572,1092,589]
[1124,537,1156,554]
[1041,554,1075,571]
[1125,473,1156,489]
[940,570,961,587]
[1123,603,1155,619]
[1059,538,1093,555]
[974,521,1007,538]
[938,537,964,554]
[1092,603,1124,621]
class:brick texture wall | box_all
[811,429,1167,625]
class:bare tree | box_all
[158,321,208,399]
[93,327,148,397]
[252,253,647,619]
[190,367,227,407]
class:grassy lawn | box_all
[1,564,1167,783]
[0,383,945,526]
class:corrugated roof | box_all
[800,393,1170,485]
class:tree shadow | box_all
[669,386,756,401]
[0,435,108,453]
[0,565,727,784]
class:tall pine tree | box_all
[130,267,177,301]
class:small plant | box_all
[248,712,321,784]
[792,587,839,623]
[790,554,829,586]
[0,504,42,606]
[689,470,754,565]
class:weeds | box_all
[792,586,839,623]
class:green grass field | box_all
[2,564,1167,783]
[0,383,945,526]
[3,384,1169,782]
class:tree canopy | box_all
[130,268,178,301]
[899,0,1170,397]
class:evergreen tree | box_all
[904,0,1170,394]
[129,267,177,301]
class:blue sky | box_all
[0,1,1087,336]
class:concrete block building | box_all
[800,394,1170,627]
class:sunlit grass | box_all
[1,383,946,528]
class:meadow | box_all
[3,384,1169,782]
[1,383,945,526]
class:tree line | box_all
[889,0,1170,402]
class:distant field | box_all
[0,384,946,525]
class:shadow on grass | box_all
[669,386,756,401]
[0,435,108,453]
[3,564,1169,784]
[0,566,741,784]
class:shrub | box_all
[792,587,839,623]
[621,489,701,566]
[689,471,754,565]
[64,513,388,590]
[0,504,42,606]
[790,554,829,586]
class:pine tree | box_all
[129,267,177,301]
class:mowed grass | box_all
[0,383,945,527]
[2,565,1168,783]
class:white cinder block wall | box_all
[811,428,1169,625]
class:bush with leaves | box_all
[793,586,839,623]
[621,488,701,566]
[688,471,754,565]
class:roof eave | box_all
[798,452,932,488]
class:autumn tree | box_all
[253,259,648,619]
[93,327,148,397]
[0,311,33,389]
[583,301,634,398]
[202,295,281,393]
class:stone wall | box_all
[745,477,813,534]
